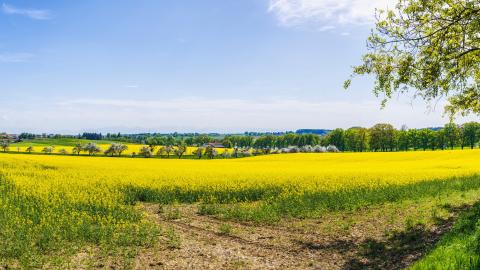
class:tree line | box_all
[324,122,480,152]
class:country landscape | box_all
[1,0,480,269]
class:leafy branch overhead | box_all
[346,0,480,115]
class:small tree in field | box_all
[83,143,101,156]
[1,141,9,152]
[232,146,239,158]
[58,148,68,155]
[116,144,128,156]
[165,146,173,158]
[192,147,204,159]
[104,143,128,157]
[139,146,152,158]
[174,145,187,159]
[72,144,83,155]
[205,146,218,159]
[26,146,34,153]
[104,144,116,156]
[156,146,166,157]
[42,146,54,154]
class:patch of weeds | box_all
[339,218,355,231]
[165,227,181,249]
[218,223,234,235]
[164,206,182,220]
[198,203,222,216]
[405,217,415,230]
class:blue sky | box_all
[0,0,474,133]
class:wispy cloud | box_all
[0,52,34,63]
[2,3,51,20]
[268,0,389,29]
[0,96,476,133]
[123,85,139,89]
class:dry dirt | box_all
[128,202,457,270]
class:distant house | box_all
[203,142,226,148]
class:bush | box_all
[327,145,340,152]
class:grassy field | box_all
[2,150,480,268]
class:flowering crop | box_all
[2,150,480,266]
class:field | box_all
[2,150,480,269]
[7,139,229,157]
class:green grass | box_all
[410,202,480,270]
[120,174,480,223]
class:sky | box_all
[0,0,476,134]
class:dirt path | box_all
[132,202,459,270]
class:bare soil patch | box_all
[131,201,462,270]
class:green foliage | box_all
[218,223,233,235]
[165,227,181,249]
[348,0,480,116]
[369,123,396,151]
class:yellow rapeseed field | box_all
[9,144,230,155]
[2,150,480,266]
[2,150,480,196]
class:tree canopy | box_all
[346,0,480,115]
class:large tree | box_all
[346,0,480,115]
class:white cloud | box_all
[0,52,34,63]
[2,3,50,20]
[268,0,389,28]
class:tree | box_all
[436,129,447,150]
[72,144,83,155]
[1,141,9,152]
[444,123,459,149]
[346,0,480,116]
[326,129,345,151]
[146,137,164,152]
[26,146,34,153]
[164,146,173,158]
[407,129,421,150]
[369,123,396,151]
[42,146,54,154]
[418,129,434,151]
[397,129,410,151]
[221,138,233,148]
[344,127,369,152]
[117,144,128,156]
[83,143,101,156]
[232,146,239,158]
[174,145,187,159]
[253,135,276,152]
[156,146,166,157]
[462,122,479,149]
[58,148,68,155]
[104,143,128,156]
[139,146,152,158]
[205,146,218,159]
[192,147,204,159]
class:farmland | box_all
[2,150,480,269]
